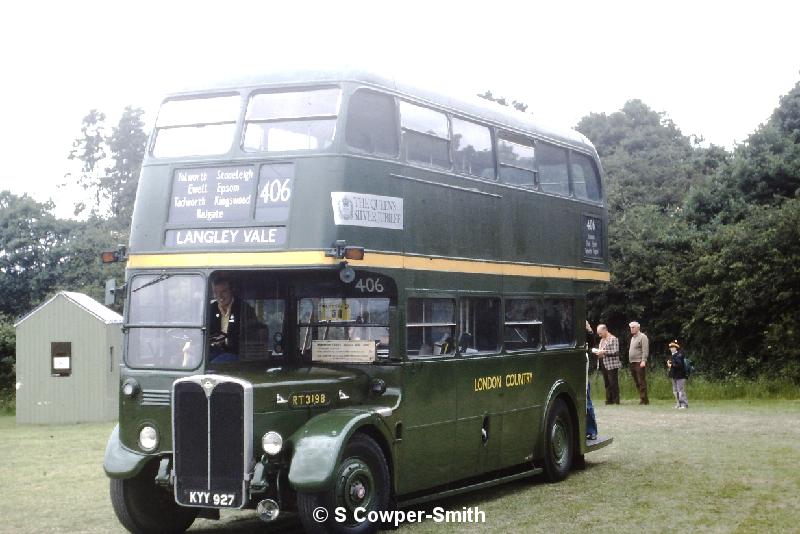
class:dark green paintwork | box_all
[110,71,609,509]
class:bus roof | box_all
[165,68,596,154]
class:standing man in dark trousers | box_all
[628,321,649,405]
[594,324,620,405]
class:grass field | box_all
[1,398,799,533]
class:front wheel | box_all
[110,459,198,534]
[542,398,574,482]
[297,434,391,534]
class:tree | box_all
[477,90,529,112]
[104,106,147,228]
[68,109,107,215]
[68,106,147,228]
[0,191,72,317]
[576,100,723,213]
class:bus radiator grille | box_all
[173,378,248,508]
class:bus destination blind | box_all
[169,166,255,223]
[166,164,294,248]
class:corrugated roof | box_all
[14,291,122,327]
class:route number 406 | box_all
[260,179,292,204]
[355,277,384,293]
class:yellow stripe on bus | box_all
[126,251,610,282]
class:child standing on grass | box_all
[667,340,689,409]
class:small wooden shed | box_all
[14,291,122,424]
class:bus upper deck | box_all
[129,69,608,280]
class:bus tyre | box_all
[110,460,198,534]
[297,434,390,534]
[542,398,574,482]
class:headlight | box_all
[262,431,283,455]
[139,425,158,452]
[121,378,139,398]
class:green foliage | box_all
[681,199,800,379]
[104,107,147,228]
[577,100,727,213]
[0,315,15,396]
[581,81,800,382]
[615,369,800,401]
[0,192,73,317]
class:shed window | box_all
[400,102,450,168]
[51,342,72,377]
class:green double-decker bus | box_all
[103,69,611,533]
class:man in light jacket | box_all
[628,321,649,405]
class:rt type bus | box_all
[103,69,612,534]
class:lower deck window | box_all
[543,299,575,348]
[407,298,456,357]
[458,298,500,353]
[504,299,542,351]
[297,297,390,357]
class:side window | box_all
[497,132,536,187]
[571,152,602,201]
[538,143,570,196]
[51,342,72,377]
[543,299,575,348]
[346,89,399,156]
[504,299,542,351]
[458,298,501,353]
[400,101,450,168]
[407,298,456,357]
[452,118,495,179]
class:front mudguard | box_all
[103,424,151,479]
[287,408,391,493]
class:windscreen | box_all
[126,274,205,369]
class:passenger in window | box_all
[208,277,265,363]
[593,324,620,405]
[433,333,455,355]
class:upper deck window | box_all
[452,118,494,179]
[571,151,602,201]
[345,89,399,156]
[152,95,240,158]
[538,143,570,197]
[400,101,450,168]
[497,133,536,188]
[243,88,341,152]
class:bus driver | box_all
[208,276,264,363]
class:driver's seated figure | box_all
[208,276,264,363]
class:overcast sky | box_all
[1,0,798,218]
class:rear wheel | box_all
[542,398,574,482]
[110,460,198,534]
[297,434,390,534]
